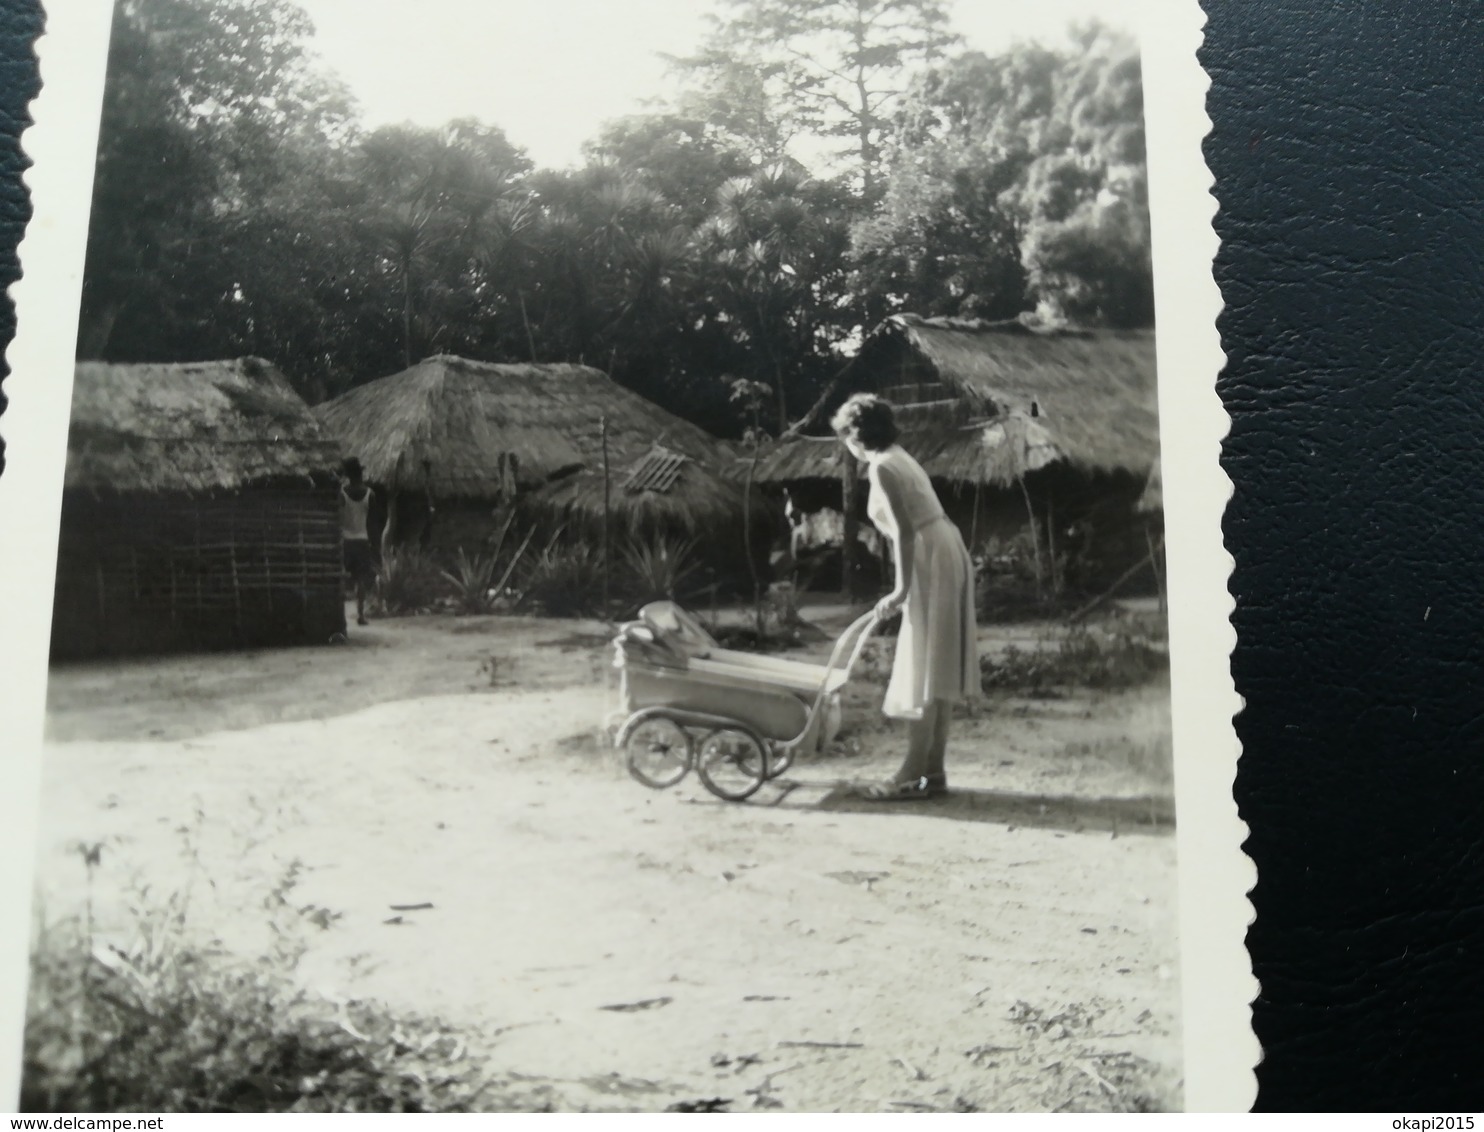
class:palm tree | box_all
[357,121,530,368]
[698,164,853,432]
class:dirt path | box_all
[34,611,1181,1112]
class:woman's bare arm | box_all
[874,462,915,616]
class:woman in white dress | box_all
[832,394,980,799]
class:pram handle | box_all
[825,609,882,684]
[781,609,881,755]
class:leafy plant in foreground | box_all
[22,848,511,1113]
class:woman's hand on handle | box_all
[875,591,907,620]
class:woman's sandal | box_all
[856,774,947,801]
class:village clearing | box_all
[33,604,1181,1113]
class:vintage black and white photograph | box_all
[1,0,1246,1114]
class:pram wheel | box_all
[695,728,769,802]
[766,747,796,779]
[625,716,693,789]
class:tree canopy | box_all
[673,0,958,196]
[80,0,1154,437]
[853,25,1152,326]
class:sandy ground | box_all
[33,605,1182,1113]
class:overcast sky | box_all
[293,0,1137,170]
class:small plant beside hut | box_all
[518,536,606,618]
[620,534,701,605]
[374,546,448,616]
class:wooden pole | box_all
[841,451,859,602]
[742,439,765,637]
[518,289,538,362]
[601,416,611,618]
[1017,426,1044,601]
[382,493,399,562]
[969,479,981,554]
[1046,488,1059,597]
[1069,534,1166,624]
[1145,523,1167,615]
[382,453,404,561]
[1018,474,1043,600]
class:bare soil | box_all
[34,605,1182,1113]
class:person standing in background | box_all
[340,458,375,628]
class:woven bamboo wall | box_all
[51,488,345,659]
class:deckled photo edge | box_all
[0,0,116,1111]
[1141,0,1258,1112]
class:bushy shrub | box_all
[22,858,506,1114]
[974,532,1062,622]
[373,546,450,616]
[517,539,604,618]
[981,624,1168,693]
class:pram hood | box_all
[612,601,719,669]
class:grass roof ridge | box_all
[314,355,727,499]
[66,358,341,493]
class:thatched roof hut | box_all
[314,356,725,496]
[752,314,1159,490]
[68,357,342,493]
[54,359,346,659]
[868,314,1158,478]
[314,356,759,554]
[741,315,1162,597]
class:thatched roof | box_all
[867,313,1158,479]
[908,411,1064,485]
[749,314,1159,491]
[314,356,726,498]
[746,414,1062,488]
[533,442,765,538]
[66,358,341,493]
[744,436,858,484]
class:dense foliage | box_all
[81,0,1152,435]
[23,856,514,1113]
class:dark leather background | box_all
[3,0,1483,1112]
[1203,1,1484,1111]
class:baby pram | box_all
[611,601,880,802]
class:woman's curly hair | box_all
[831,393,899,452]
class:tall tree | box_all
[79,0,355,362]
[678,0,958,196]
[575,116,761,434]
[353,119,531,370]
[584,113,755,226]
[1013,25,1151,326]
[696,163,857,431]
[853,25,1153,327]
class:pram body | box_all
[611,601,878,801]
